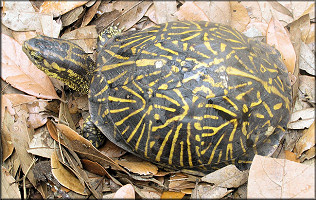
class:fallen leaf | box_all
[2,1,48,32]
[288,108,314,129]
[40,1,88,17]
[201,165,248,188]
[1,166,21,199]
[48,121,127,174]
[81,1,101,27]
[61,6,84,27]
[1,34,60,100]
[258,2,293,25]
[299,42,315,76]
[27,126,55,158]
[160,191,185,199]
[134,186,162,199]
[294,121,315,157]
[153,1,177,24]
[230,1,250,32]
[247,155,315,198]
[99,140,126,158]
[266,17,296,74]
[174,1,209,21]
[278,1,314,20]
[81,159,108,176]
[51,151,87,195]
[1,109,14,162]
[299,75,315,103]
[39,14,62,38]
[306,22,315,44]
[284,150,300,162]
[117,160,158,176]
[208,2,231,25]
[7,104,37,188]
[191,184,233,199]
[114,1,153,31]
[299,146,315,162]
[113,184,135,199]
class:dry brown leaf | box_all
[2,1,44,32]
[258,2,293,25]
[117,160,158,176]
[174,1,209,21]
[153,1,177,24]
[7,104,38,189]
[288,107,314,129]
[160,191,185,199]
[208,2,231,25]
[144,3,158,24]
[39,14,62,38]
[61,6,84,27]
[247,155,315,198]
[113,184,135,199]
[99,140,126,158]
[284,150,300,162]
[1,109,14,162]
[81,1,101,27]
[279,1,315,20]
[288,14,311,44]
[294,121,315,157]
[191,184,233,199]
[48,121,127,174]
[266,17,296,74]
[114,1,153,31]
[40,1,88,17]
[1,94,35,124]
[59,97,76,131]
[81,159,108,176]
[1,166,21,199]
[27,126,55,158]
[1,93,48,129]
[201,165,248,188]
[306,23,315,44]
[134,186,162,199]
[299,146,315,162]
[299,42,315,76]
[230,1,250,32]
[299,75,315,103]
[51,151,87,195]
[240,2,262,22]
[1,34,60,100]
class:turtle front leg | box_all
[96,24,122,53]
[82,116,106,148]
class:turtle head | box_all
[22,35,95,94]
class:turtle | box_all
[22,21,292,173]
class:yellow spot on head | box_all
[243,104,248,113]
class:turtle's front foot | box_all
[82,116,106,148]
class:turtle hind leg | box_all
[82,116,106,148]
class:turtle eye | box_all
[31,51,44,63]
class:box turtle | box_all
[22,21,292,173]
